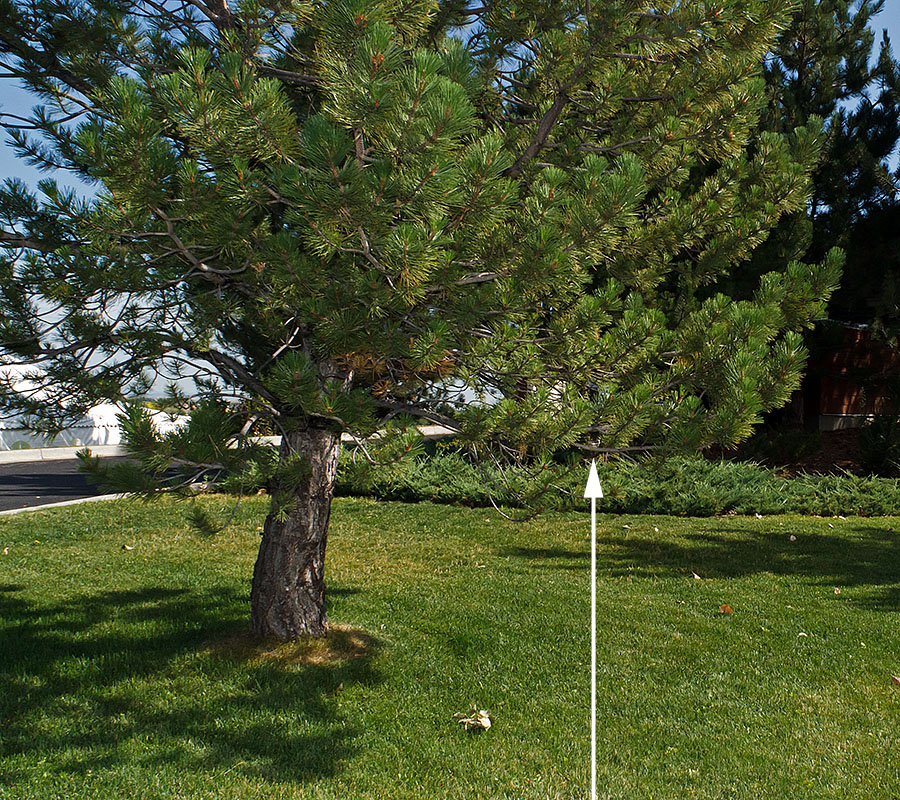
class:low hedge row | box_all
[335,451,900,517]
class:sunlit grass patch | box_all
[1,497,900,799]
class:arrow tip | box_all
[584,459,603,499]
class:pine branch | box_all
[188,346,281,407]
[371,398,462,431]
[0,229,82,255]
[577,136,653,153]
[186,0,236,32]
[502,46,598,180]
[258,66,320,86]
[0,34,94,96]
[611,52,672,62]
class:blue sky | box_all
[0,4,899,191]
[880,0,900,51]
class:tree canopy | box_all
[0,0,842,636]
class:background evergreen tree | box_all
[742,0,899,329]
[0,0,840,639]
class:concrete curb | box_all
[0,493,127,517]
[0,444,126,465]
[0,425,457,466]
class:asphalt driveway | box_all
[0,458,119,512]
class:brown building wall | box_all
[811,325,900,421]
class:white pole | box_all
[584,460,602,800]
[591,495,597,800]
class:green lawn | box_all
[1,496,899,799]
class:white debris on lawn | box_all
[454,707,492,731]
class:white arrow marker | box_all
[584,460,602,800]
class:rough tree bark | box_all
[249,426,341,639]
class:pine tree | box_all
[0,0,841,638]
[746,0,899,328]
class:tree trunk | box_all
[250,427,340,639]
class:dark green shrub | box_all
[859,414,900,477]
[217,443,900,517]
[335,451,900,517]
[733,425,822,466]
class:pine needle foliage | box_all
[0,0,842,504]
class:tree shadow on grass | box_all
[498,546,587,572]
[0,583,380,788]
[502,527,900,609]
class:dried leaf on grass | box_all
[454,706,492,731]
[719,604,733,615]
